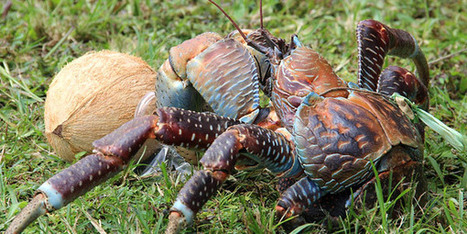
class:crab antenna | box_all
[260,0,263,29]
[208,0,248,42]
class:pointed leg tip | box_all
[6,193,48,234]
[275,205,286,214]
[275,205,293,220]
[166,211,185,234]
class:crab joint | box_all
[276,177,324,219]
[170,170,228,224]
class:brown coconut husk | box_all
[44,50,160,162]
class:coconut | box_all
[44,50,160,162]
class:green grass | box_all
[1,0,466,233]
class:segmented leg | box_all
[276,177,299,193]
[376,65,429,137]
[167,124,302,232]
[301,189,350,224]
[277,179,349,231]
[298,160,424,227]
[284,145,426,228]
[377,66,429,109]
[7,107,240,234]
[357,19,429,92]
[6,115,155,233]
[276,177,324,219]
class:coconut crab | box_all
[7,1,430,233]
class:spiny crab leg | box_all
[7,107,241,234]
[357,20,429,92]
[378,66,429,110]
[7,193,48,233]
[166,124,302,233]
[7,115,155,234]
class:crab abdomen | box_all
[293,91,422,193]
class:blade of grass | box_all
[427,155,445,187]
[0,62,43,102]
[370,160,388,232]
[43,26,75,59]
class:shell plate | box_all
[271,46,348,129]
[293,90,422,193]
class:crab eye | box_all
[292,35,302,48]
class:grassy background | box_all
[1,0,466,233]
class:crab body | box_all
[7,4,430,232]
